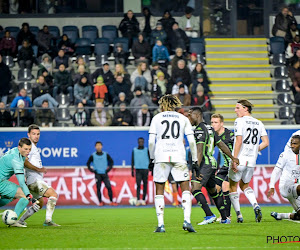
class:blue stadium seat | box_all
[113,37,129,53]
[278,106,294,120]
[277,93,293,106]
[18,69,33,81]
[270,37,285,54]
[272,53,286,66]
[62,26,79,44]
[18,45,38,57]
[275,79,290,92]
[56,108,71,121]
[274,66,288,79]
[5,26,20,39]
[18,82,32,93]
[29,26,39,38]
[75,38,92,55]
[189,37,205,55]
[94,38,110,55]
[102,25,118,44]
[3,56,15,68]
[82,25,98,43]
[0,30,4,39]
[48,26,60,38]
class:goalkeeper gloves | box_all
[26,194,40,209]
[148,160,154,172]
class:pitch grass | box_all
[0,206,299,249]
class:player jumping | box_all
[267,135,300,221]
[229,99,269,223]
[148,95,198,233]
[19,124,60,226]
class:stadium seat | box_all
[102,25,118,44]
[48,26,60,38]
[269,37,285,54]
[18,82,32,93]
[3,56,15,68]
[277,93,293,106]
[5,26,20,39]
[56,108,71,121]
[275,79,290,92]
[272,53,286,66]
[56,94,70,107]
[113,37,129,53]
[82,25,98,43]
[281,120,295,125]
[95,54,109,67]
[274,66,288,79]
[18,69,33,81]
[29,26,39,38]
[278,106,294,119]
[189,37,205,55]
[62,25,79,44]
[75,38,92,55]
[0,30,4,39]
[94,38,110,55]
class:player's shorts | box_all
[191,164,216,189]
[215,166,229,186]
[153,162,189,183]
[228,165,254,184]
[279,183,300,212]
[0,180,19,199]
[168,173,176,184]
[28,180,50,199]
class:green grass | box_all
[0,206,299,249]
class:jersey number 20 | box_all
[161,120,180,139]
[243,128,258,145]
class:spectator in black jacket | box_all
[112,74,133,103]
[272,7,296,39]
[57,34,74,55]
[158,10,176,35]
[34,100,55,127]
[131,32,151,65]
[285,21,300,43]
[191,73,211,95]
[92,62,114,87]
[112,102,133,126]
[73,102,90,126]
[171,59,192,87]
[119,10,140,48]
[0,102,12,127]
[168,22,190,52]
[0,54,12,105]
[17,40,35,70]
[191,63,210,83]
[113,43,129,66]
[16,23,37,46]
[37,25,54,56]
[53,64,73,102]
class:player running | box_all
[148,94,198,233]
[0,138,40,227]
[211,114,234,219]
[188,107,239,225]
[19,124,60,226]
[267,135,300,221]
[229,99,269,223]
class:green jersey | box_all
[218,127,234,168]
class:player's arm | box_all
[258,135,269,152]
[196,143,204,166]
[86,155,95,173]
[106,154,114,173]
[24,159,47,174]
[13,159,30,196]
[217,140,239,166]
[267,153,284,198]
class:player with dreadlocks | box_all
[148,94,198,233]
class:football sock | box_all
[19,206,37,222]
[172,191,179,205]
[192,190,213,216]
[223,191,231,217]
[278,213,291,219]
[46,197,57,222]
[229,192,241,216]
[14,198,29,217]
[181,191,191,223]
[155,195,165,227]
[211,191,227,220]
[244,187,258,209]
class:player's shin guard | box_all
[14,198,29,217]
[19,205,39,223]
[229,192,241,216]
[223,191,231,217]
[244,187,258,208]
[46,196,57,222]
[181,191,191,223]
[192,190,213,216]
[211,191,227,220]
[155,195,165,227]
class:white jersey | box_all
[275,150,300,188]
[284,130,300,152]
[233,116,267,167]
[148,111,194,163]
[25,143,43,185]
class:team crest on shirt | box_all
[184,173,188,177]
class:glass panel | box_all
[237,0,264,36]
[202,0,232,36]
[272,0,300,12]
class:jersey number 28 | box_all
[161,120,180,139]
[243,128,258,145]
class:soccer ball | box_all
[129,197,137,206]
[2,210,18,225]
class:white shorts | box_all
[28,180,50,199]
[228,165,254,184]
[279,184,300,212]
[153,162,189,183]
